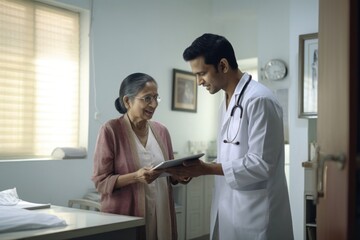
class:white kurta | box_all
[134,129,172,240]
[210,73,294,240]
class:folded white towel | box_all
[0,206,66,233]
[51,147,87,159]
[0,188,20,206]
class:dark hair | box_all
[115,73,157,114]
[183,33,238,70]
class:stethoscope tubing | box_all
[224,74,252,145]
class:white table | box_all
[0,205,145,240]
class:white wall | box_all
[0,0,218,205]
[86,0,219,155]
[0,1,318,239]
[211,0,258,60]
[289,0,319,239]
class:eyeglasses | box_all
[135,95,161,104]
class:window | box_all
[0,0,86,160]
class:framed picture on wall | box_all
[298,33,318,118]
[172,69,197,113]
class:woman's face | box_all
[126,81,159,123]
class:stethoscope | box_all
[223,74,252,145]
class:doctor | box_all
[166,33,294,240]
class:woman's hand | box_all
[115,167,165,188]
[136,167,164,184]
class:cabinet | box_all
[172,175,214,240]
[185,175,213,239]
[305,195,316,240]
[303,159,317,240]
[172,183,186,240]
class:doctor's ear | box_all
[218,58,229,73]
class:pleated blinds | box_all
[0,0,80,159]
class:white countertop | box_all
[0,205,145,240]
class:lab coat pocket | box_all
[233,188,269,231]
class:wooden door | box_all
[316,0,358,239]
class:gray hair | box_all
[115,73,157,114]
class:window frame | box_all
[0,0,89,161]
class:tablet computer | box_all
[152,153,204,170]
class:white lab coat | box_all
[210,73,294,240]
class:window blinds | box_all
[0,0,80,159]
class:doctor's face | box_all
[189,56,225,94]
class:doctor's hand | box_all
[165,160,224,178]
[165,159,205,178]
[170,175,192,185]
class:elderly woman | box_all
[92,73,181,240]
